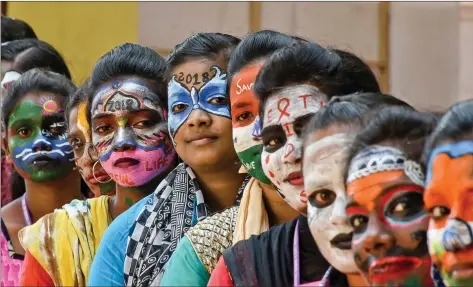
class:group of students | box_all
[1,16,472,287]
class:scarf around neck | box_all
[124,163,250,287]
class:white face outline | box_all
[260,84,327,213]
[304,133,358,273]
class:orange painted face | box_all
[345,145,432,287]
[424,141,473,286]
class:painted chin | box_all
[368,256,423,284]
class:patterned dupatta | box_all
[124,163,250,286]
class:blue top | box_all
[88,194,151,287]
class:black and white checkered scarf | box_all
[123,163,250,286]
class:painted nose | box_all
[362,214,394,257]
[32,138,53,152]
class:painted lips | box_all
[30,155,55,167]
[330,232,353,250]
[114,157,140,168]
[285,171,304,186]
[369,256,422,283]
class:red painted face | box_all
[345,146,432,287]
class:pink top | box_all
[1,157,13,207]
[1,222,23,286]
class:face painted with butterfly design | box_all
[260,84,327,213]
[167,60,237,169]
[91,78,176,187]
[6,93,74,182]
[424,141,473,287]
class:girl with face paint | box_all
[161,30,301,287]
[209,43,383,287]
[1,39,72,209]
[65,81,115,198]
[344,107,437,287]
[0,69,82,286]
[423,100,473,287]
[18,44,173,287]
[302,93,412,287]
[89,35,251,287]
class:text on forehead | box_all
[104,92,143,113]
[236,78,254,95]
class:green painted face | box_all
[7,94,75,182]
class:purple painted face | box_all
[91,79,176,187]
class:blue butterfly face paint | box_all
[167,66,231,140]
[7,95,75,182]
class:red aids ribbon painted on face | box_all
[277,97,291,121]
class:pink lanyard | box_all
[294,220,301,286]
[21,194,32,226]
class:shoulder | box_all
[186,206,239,274]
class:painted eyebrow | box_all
[232,102,252,109]
[92,108,162,120]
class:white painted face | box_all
[260,85,327,213]
[304,133,358,273]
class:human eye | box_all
[17,127,33,138]
[95,124,113,134]
[171,103,189,113]
[428,206,450,221]
[208,96,228,106]
[133,120,156,129]
[385,192,425,221]
[349,215,369,234]
[308,189,336,208]
[236,111,254,123]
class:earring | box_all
[92,161,112,183]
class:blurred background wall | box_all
[3,2,473,111]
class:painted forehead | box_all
[346,145,426,194]
[10,94,65,120]
[303,133,353,187]
[229,65,261,103]
[426,140,473,186]
[91,80,163,117]
[263,84,327,126]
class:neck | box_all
[25,172,82,223]
[193,162,246,212]
[109,177,159,220]
[346,273,367,287]
[260,182,299,226]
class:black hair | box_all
[344,106,438,180]
[2,68,76,127]
[255,42,381,124]
[65,79,92,127]
[423,99,473,162]
[1,39,71,79]
[165,32,240,81]
[227,30,298,80]
[1,16,37,42]
[303,93,413,145]
[89,43,168,107]
[330,49,381,96]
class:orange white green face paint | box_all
[230,65,270,184]
[261,84,327,213]
[68,102,114,197]
[424,141,473,287]
[345,145,432,287]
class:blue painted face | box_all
[7,95,75,182]
[167,66,231,140]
